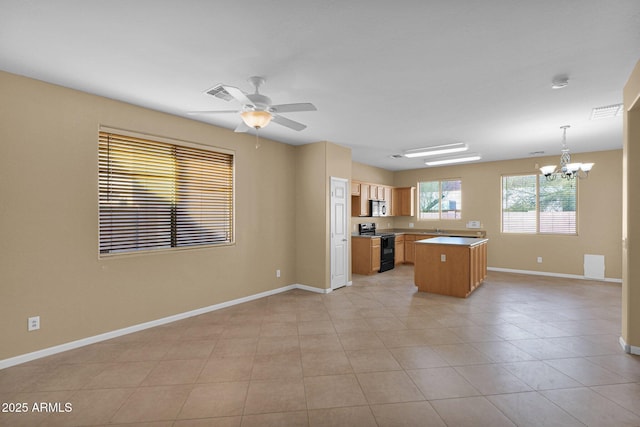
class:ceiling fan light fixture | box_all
[241,110,272,129]
[404,142,468,158]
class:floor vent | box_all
[584,254,605,280]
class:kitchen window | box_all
[501,173,576,234]
[418,179,462,220]
[98,129,234,255]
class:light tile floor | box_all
[1,266,639,426]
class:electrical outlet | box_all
[28,316,40,331]
[409,223,414,228]
[537,257,543,263]
[441,254,446,262]
[276,269,281,278]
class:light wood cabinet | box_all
[371,238,381,272]
[351,182,361,196]
[381,186,392,202]
[394,234,405,264]
[414,238,488,298]
[402,234,436,264]
[369,185,379,200]
[351,181,407,217]
[392,187,415,216]
[352,237,381,275]
[404,234,416,264]
[351,183,370,217]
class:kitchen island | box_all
[414,237,488,298]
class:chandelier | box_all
[539,125,594,181]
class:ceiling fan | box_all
[190,76,317,133]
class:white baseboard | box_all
[296,283,332,294]
[619,336,640,355]
[487,267,622,283]
[0,283,322,370]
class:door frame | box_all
[330,176,350,290]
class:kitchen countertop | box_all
[351,229,486,238]
[415,236,489,247]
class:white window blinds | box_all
[501,174,576,234]
[98,131,234,254]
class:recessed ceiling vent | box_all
[205,84,234,101]
[590,103,623,120]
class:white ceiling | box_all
[2,0,639,171]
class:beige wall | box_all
[0,71,299,360]
[380,151,622,279]
[622,59,640,348]
[294,142,328,289]
[352,162,394,185]
[295,141,352,290]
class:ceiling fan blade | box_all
[272,114,307,131]
[270,103,317,113]
[234,121,250,133]
[187,110,239,115]
[222,85,254,106]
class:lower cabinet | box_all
[352,237,381,275]
[404,235,416,264]
[394,234,405,264]
[371,239,381,272]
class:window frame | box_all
[501,172,578,235]
[98,127,235,257]
[417,178,462,221]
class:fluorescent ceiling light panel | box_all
[404,142,468,158]
[425,154,482,166]
[590,103,623,120]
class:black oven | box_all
[379,234,395,272]
[358,223,395,273]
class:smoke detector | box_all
[551,77,569,90]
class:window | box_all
[98,130,234,255]
[501,174,576,234]
[418,179,462,220]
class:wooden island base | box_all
[414,237,488,298]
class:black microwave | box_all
[369,200,387,217]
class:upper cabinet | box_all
[351,180,401,217]
[351,182,361,196]
[352,182,370,217]
[392,187,415,217]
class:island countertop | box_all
[416,236,489,247]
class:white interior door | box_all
[331,177,349,290]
